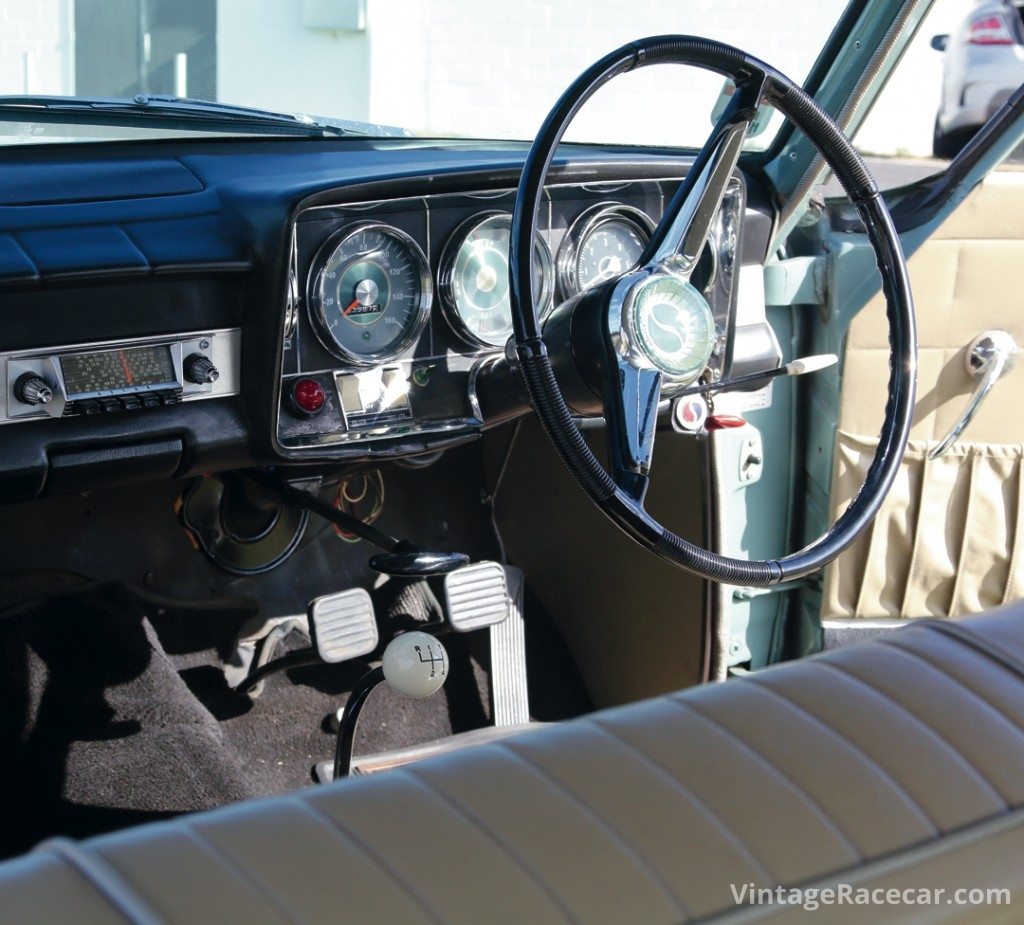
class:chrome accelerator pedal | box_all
[490,566,530,726]
[443,561,510,632]
[308,588,378,663]
[442,562,529,725]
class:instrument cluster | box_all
[305,203,656,364]
[277,175,743,456]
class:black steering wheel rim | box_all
[508,35,917,587]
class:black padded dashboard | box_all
[0,137,775,500]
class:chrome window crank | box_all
[928,330,1018,459]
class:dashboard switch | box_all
[291,377,326,417]
[14,374,53,406]
[184,353,220,385]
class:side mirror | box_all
[931,34,949,52]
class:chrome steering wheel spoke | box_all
[604,359,663,503]
[643,74,766,277]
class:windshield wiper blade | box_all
[0,94,404,138]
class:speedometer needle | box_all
[344,299,361,315]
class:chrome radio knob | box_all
[14,374,53,406]
[184,353,219,385]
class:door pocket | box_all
[823,432,1024,618]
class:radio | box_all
[2,329,240,424]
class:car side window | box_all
[852,0,1024,187]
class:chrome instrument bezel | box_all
[307,221,433,367]
[438,210,553,350]
[556,203,655,300]
[280,168,745,457]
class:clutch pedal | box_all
[309,587,378,663]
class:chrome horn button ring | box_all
[619,274,716,381]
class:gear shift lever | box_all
[332,632,449,780]
[381,630,449,696]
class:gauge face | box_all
[575,217,650,292]
[442,212,553,349]
[309,223,431,364]
[559,205,653,299]
[629,277,716,381]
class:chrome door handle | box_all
[928,330,1018,459]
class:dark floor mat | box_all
[0,444,595,856]
[0,579,496,857]
[0,581,258,858]
[158,603,491,796]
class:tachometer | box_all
[558,204,654,298]
[308,223,432,365]
[440,212,553,349]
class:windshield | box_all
[2,0,850,148]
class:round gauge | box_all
[441,212,553,349]
[690,236,719,294]
[629,277,716,381]
[308,223,432,365]
[558,204,654,298]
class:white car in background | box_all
[932,0,1024,157]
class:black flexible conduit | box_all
[508,36,917,587]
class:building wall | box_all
[217,0,371,122]
[0,0,72,95]
[364,0,848,147]
[0,0,985,155]
[214,0,975,154]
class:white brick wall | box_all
[366,0,848,147]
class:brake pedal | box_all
[309,588,378,663]
[443,561,509,632]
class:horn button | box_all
[622,275,716,381]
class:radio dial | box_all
[184,353,219,385]
[14,374,53,406]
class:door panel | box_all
[824,170,1024,619]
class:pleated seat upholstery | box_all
[1,610,1023,924]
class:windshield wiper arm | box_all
[0,94,366,138]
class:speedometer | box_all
[308,223,432,365]
[440,212,553,349]
[558,204,654,298]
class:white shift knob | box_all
[381,631,448,698]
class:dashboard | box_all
[0,138,776,500]
[277,174,746,457]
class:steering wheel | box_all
[508,36,917,587]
